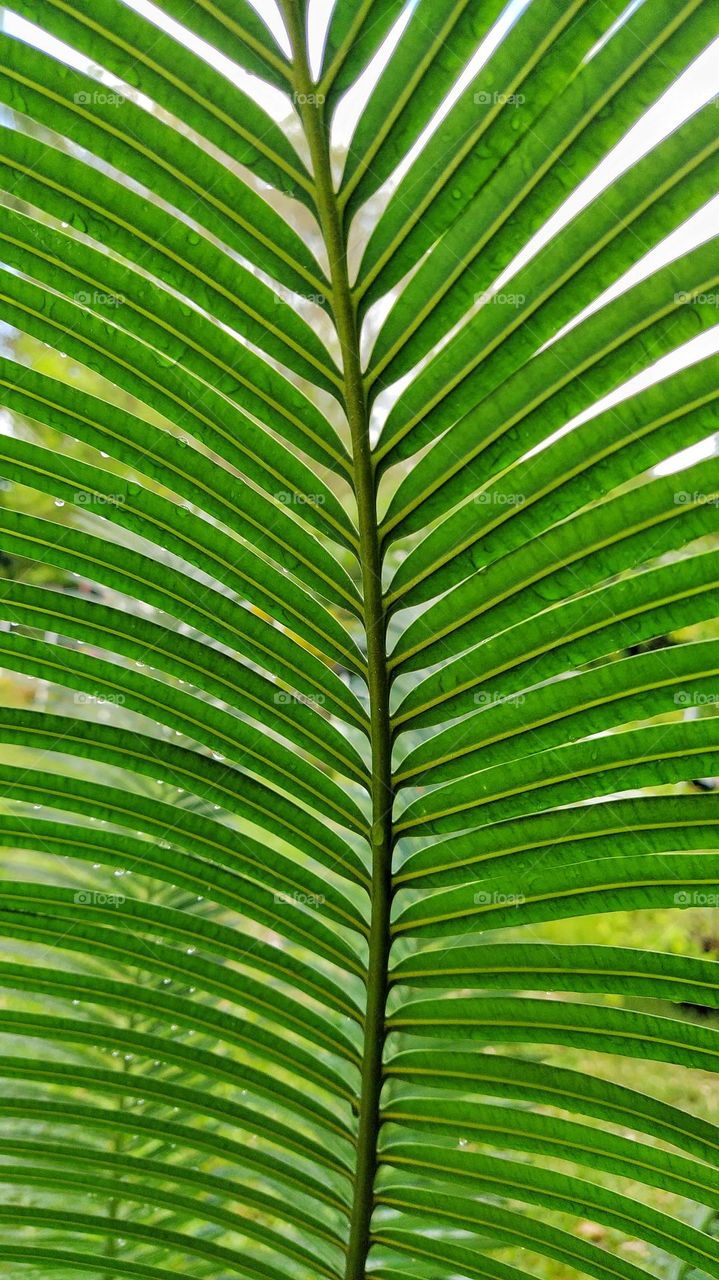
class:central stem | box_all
[281,8,394,1277]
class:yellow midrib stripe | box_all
[392,571,719,728]
[395,875,719,932]
[0,521,368,729]
[0,717,363,883]
[0,592,367,780]
[395,659,719,782]
[0,420,364,671]
[0,635,367,838]
[384,377,719,602]
[3,64,320,290]
[379,1174,719,1267]
[390,477,719,672]
[356,0,589,307]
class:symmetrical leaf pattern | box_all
[0,2,718,1278]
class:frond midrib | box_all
[280,5,394,1276]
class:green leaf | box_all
[357,0,713,317]
[387,1048,719,1165]
[396,716,719,834]
[0,34,321,294]
[338,0,506,221]
[389,994,719,1072]
[390,941,719,1006]
[393,549,719,731]
[379,1182,719,1280]
[396,791,719,888]
[0,505,368,723]
[0,706,369,877]
[381,235,719,522]
[394,852,719,940]
[0,578,367,780]
[370,49,719,411]
[386,349,719,609]
[396,640,719,785]
[392,453,719,672]
[382,1112,719,1209]
[0,3,717,1276]
[320,0,405,109]
[10,0,313,202]
[0,352,356,548]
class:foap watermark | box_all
[74,289,124,308]
[276,490,326,506]
[674,890,719,908]
[74,692,126,706]
[274,287,327,307]
[74,889,126,906]
[474,890,525,906]
[292,90,325,106]
[675,290,719,307]
[474,490,526,507]
[273,890,325,907]
[74,89,125,106]
[75,491,125,507]
[674,690,719,707]
[674,491,719,507]
[473,690,526,708]
[474,90,525,106]
[475,289,525,308]
[273,691,326,707]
